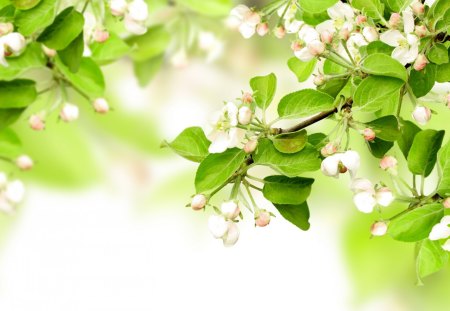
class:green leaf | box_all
[0,128,21,159]
[436,63,450,82]
[427,43,449,65]
[263,175,314,205]
[382,0,412,12]
[416,239,449,282]
[317,77,349,97]
[299,0,338,13]
[407,129,445,177]
[176,0,232,16]
[352,0,385,20]
[287,57,317,82]
[55,57,105,98]
[307,132,327,148]
[322,58,346,74]
[250,73,277,111]
[90,32,130,64]
[397,119,421,159]
[278,89,335,119]
[14,0,57,36]
[37,6,84,50]
[409,64,437,98]
[195,148,245,193]
[133,55,164,87]
[0,43,46,80]
[0,79,37,108]
[0,109,25,130]
[366,115,401,141]
[253,139,321,177]
[11,0,40,10]
[271,129,308,154]
[389,203,444,242]
[274,202,310,230]
[126,25,170,62]
[362,53,408,81]
[365,41,394,55]
[58,31,84,73]
[162,127,210,162]
[353,76,404,112]
[437,140,450,197]
[366,138,394,158]
[299,9,329,25]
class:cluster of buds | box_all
[0,23,26,67]
[109,0,148,35]
[412,105,431,125]
[227,5,261,39]
[208,200,241,246]
[350,178,394,213]
[0,173,25,214]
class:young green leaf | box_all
[0,79,37,108]
[11,0,41,10]
[389,203,444,242]
[362,53,408,81]
[263,175,314,205]
[0,128,21,159]
[408,64,436,98]
[273,202,310,231]
[427,43,449,65]
[307,132,327,148]
[37,6,84,50]
[126,25,170,62]
[416,239,449,282]
[397,119,421,159]
[14,0,57,36]
[365,41,394,55]
[322,58,346,74]
[437,140,450,197]
[352,0,384,19]
[278,89,335,119]
[0,42,46,80]
[250,73,277,111]
[58,31,84,73]
[366,115,401,141]
[90,33,130,64]
[407,129,445,177]
[133,55,164,87]
[162,127,210,162]
[0,108,25,130]
[353,76,404,112]
[287,58,317,82]
[299,0,338,13]
[271,129,308,154]
[317,77,349,97]
[195,148,245,193]
[436,63,450,82]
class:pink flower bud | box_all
[320,30,333,44]
[380,155,398,172]
[362,128,376,141]
[16,155,33,171]
[412,2,425,15]
[256,23,269,36]
[244,138,258,154]
[0,22,13,36]
[274,26,286,39]
[355,15,367,25]
[238,106,252,125]
[93,98,109,114]
[110,0,128,16]
[313,75,326,86]
[443,198,450,209]
[412,105,431,125]
[290,41,302,52]
[339,28,350,41]
[29,115,45,131]
[415,25,427,37]
[413,54,427,71]
[255,210,271,227]
[308,40,325,56]
[59,103,79,122]
[242,92,253,104]
[320,142,338,157]
[93,29,110,43]
[371,221,388,236]
[220,201,240,220]
[191,194,207,210]
[42,45,56,57]
[389,13,401,28]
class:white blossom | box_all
[429,216,450,241]
[228,5,261,39]
[208,215,229,239]
[321,150,360,178]
[220,201,240,220]
[412,105,431,125]
[222,221,240,246]
[350,179,394,213]
[60,103,79,122]
[294,26,324,61]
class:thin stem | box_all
[37,84,56,95]
[277,106,339,134]
[246,175,265,183]
[325,53,354,70]
[412,174,417,193]
[397,175,419,197]
[229,175,242,200]
[341,40,356,65]
[243,181,259,213]
[396,85,406,118]
[330,50,354,67]
[81,0,90,13]
[277,0,291,26]
[246,181,263,192]
[420,175,425,196]
[406,83,418,106]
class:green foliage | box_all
[365,41,395,55]
[427,43,449,65]
[14,0,57,36]
[409,64,437,98]
[273,202,310,230]
[366,138,394,158]
[250,73,277,111]
[0,43,46,80]
[287,58,317,82]
[0,128,22,159]
[278,89,335,119]
[58,31,84,73]
[407,130,445,177]
[162,127,210,162]
[11,0,41,10]
[262,175,314,205]
[133,55,164,87]
[271,129,308,154]
[366,115,401,142]
[416,239,449,283]
[352,0,384,20]
[126,25,170,62]
[90,33,130,64]
[353,76,404,112]
[362,53,408,81]
[176,0,233,16]
[298,0,338,13]
[0,79,37,108]
[437,140,450,197]
[397,119,421,159]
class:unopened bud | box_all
[371,221,388,236]
[93,98,109,114]
[412,2,425,15]
[191,194,207,211]
[415,25,427,37]
[220,201,240,220]
[242,92,253,104]
[412,105,431,125]
[42,45,56,57]
[208,215,228,239]
[389,13,401,28]
[313,75,326,86]
[0,22,13,36]
[380,155,398,173]
[16,155,33,171]
[320,142,338,157]
[255,210,271,227]
[274,26,286,39]
[413,54,427,71]
[339,28,350,41]
[222,221,239,246]
[362,128,376,141]
[244,138,258,154]
[355,15,367,25]
[320,30,333,44]
[29,115,45,131]
[256,23,269,36]
[5,180,25,204]
[110,0,128,16]
[443,198,450,209]
[59,103,79,122]
[308,40,325,56]
[238,106,252,125]
[93,29,110,43]
[291,41,302,52]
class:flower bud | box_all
[93,29,110,43]
[110,0,128,16]
[274,26,286,39]
[350,178,374,193]
[313,75,326,86]
[339,28,350,41]
[222,221,239,246]
[220,201,240,220]
[93,98,109,114]
[170,49,188,68]
[16,155,33,171]
[59,103,79,122]
[443,198,450,208]
[127,0,149,22]
[371,221,388,236]
[42,45,56,57]
[389,13,401,28]
[320,142,338,157]
[191,194,207,211]
[362,128,376,141]
[238,106,252,125]
[3,32,26,54]
[291,41,302,52]
[355,15,367,25]
[412,105,431,125]
[255,210,271,227]
[362,26,378,42]
[256,23,269,36]
[415,25,427,38]
[375,187,394,206]
[308,40,325,56]
[412,2,425,15]
[5,180,25,204]
[320,30,333,44]
[241,92,253,104]
[0,22,13,36]
[29,115,45,131]
[380,155,398,174]
[208,215,228,239]
[244,138,258,154]
[413,54,427,71]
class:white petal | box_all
[327,2,354,21]
[294,47,314,62]
[226,128,245,149]
[353,191,376,213]
[230,5,250,19]
[5,180,24,204]
[403,10,415,34]
[375,189,394,206]
[350,178,374,193]
[442,240,450,252]
[128,0,149,22]
[392,46,414,65]
[225,102,238,126]
[238,23,255,39]
[316,20,336,34]
[341,150,360,177]
[222,221,239,246]
[380,30,404,47]
[124,16,147,35]
[321,154,341,178]
[3,32,26,53]
[0,44,8,67]
[429,223,450,240]
[208,215,229,239]
[208,131,229,153]
[299,26,319,43]
[285,20,304,33]
[440,216,450,226]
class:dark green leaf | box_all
[0,79,37,108]
[366,115,401,141]
[409,64,437,98]
[427,43,449,65]
[366,138,394,158]
[263,175,314,205]
[437,140,450,197]
[58,31,84,73]
[317,77,349,97]
[273,201,310,230]
[0,108,25,130]
[436,63,450,82]
[397,119,421,159]
[407,129,445,177]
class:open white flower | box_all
[321,150,360,178]
[380,10,418,65]
[429,216,450,241]
[228,5,261,39]
[208,215,240,246]
[316,2,354,36]
[350,179,394,213]
[294,26,325,61]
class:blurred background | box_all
[0,0,449,310]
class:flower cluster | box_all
[109,0,149,35]
[0,173,25,215]
[0,23,26,67]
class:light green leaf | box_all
[362,53,408,81]
[0,128,21,159]
[299,0,338,13]
[287,58,317,82]
[427,43,449,65]
[389,203,444,242]
[126,25,170,62]
[366,115,401,141]
[176,0,233,16]
[14,0,57,36]
[0,79,37,108]
[416,239,449,282]
[58,31,84,73]
[271,129,308,154]
[195,148,245,193]
[317,77,349,97]
[0,109,25,130]
[299,9,329,25]
[250,73,277,111]
[273,202,310,231]
[397,119,421,159]
[263,175,314,205]
[352,0,385,20]
[133,55,164,87]
[407,129,445,177]
[0,43,46,80]
[278,89,335,119]
[322,58,346,74]
[353,76,404,112]
[436,63,450,82]
[382,0,412,12]
[90,32,130,64]
[162,127,210,162]
[365,41,394,55]
[409,64,436,98]
[11,0,41,10]
[437,140,450,197]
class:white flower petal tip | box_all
[208,215,229,239]
[222,221,239,247]
[353,191,377,213]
